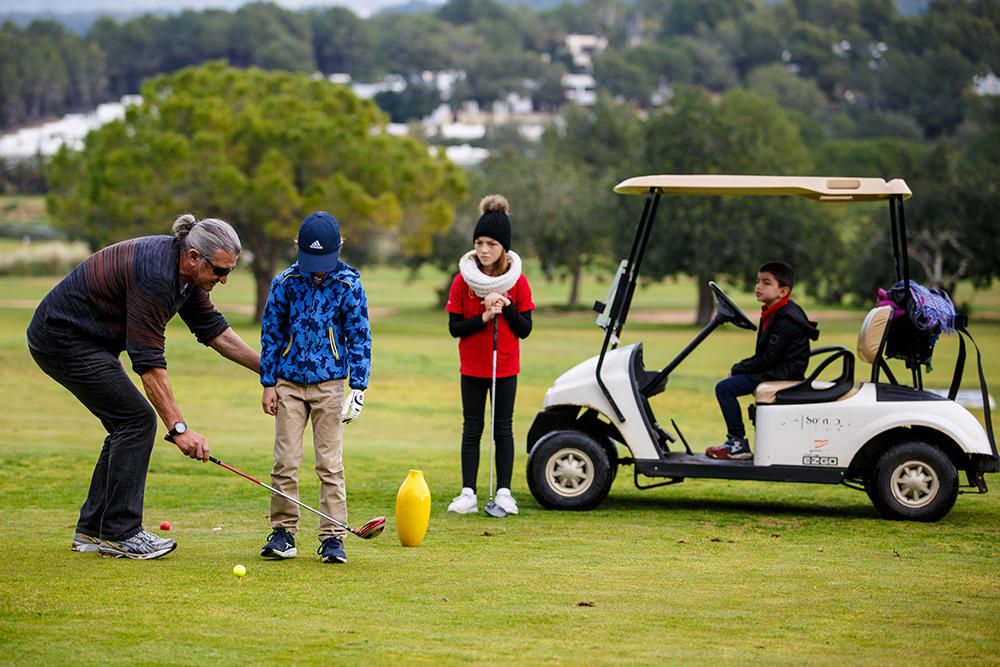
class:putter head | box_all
[355,516,386,539]
[484,501,507,518]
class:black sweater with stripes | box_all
[27,235,229,374]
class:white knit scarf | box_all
[458,249,522,297]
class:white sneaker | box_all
[447,487,478,514]
[493,488,519,515]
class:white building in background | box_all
[330,73,406,99]
[442,144,489,166]
[434,122,486,141]
[563,73,597,106]
[418,69,465,101]
[974,72,1000,96]
[565,34,608,71]
[491,92,534,121]
[518,124,544,141]
[0,96,140,159]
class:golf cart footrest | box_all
[633,465,684,490]
[635,458,845,483]
[966,469,989,493]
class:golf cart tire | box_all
[527,430,613,511]
[868,441,958,522]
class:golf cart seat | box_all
[754,306,892,404]
[753,344,856,405]
[855,305,893,372]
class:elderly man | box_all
[27,214,260,559]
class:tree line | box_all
[2,0,998,138]
[45,62,998,322]
[18,0,1000,320]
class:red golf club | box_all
[209,456,385,540]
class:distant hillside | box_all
[895,0,930,16]
[0,10,128,33]
[0,0,930,32]
[374,1,440,15]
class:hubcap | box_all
[545,447,595,498]
[889,459,939,509]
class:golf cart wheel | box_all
[868,441,958,522]
[527,430,612,510]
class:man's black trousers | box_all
[30,346,157,541]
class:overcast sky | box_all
[0,0,443,17]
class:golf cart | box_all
[525,175,997,521]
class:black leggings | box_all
[460,374,517,491]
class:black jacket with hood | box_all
[731,299,819,383]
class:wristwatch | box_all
[167,421,188,442]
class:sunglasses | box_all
[201,255,236,277]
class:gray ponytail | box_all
[173,213,242,258]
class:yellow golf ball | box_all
[232,564,246,578]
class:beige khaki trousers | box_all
[271,378,347,539]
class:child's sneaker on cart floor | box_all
[706,436,753,460]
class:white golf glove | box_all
[342,389,365,424]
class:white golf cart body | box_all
[526,175,997,521]
[541,344,993,467]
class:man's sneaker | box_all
[318,536,347,564]
[260,528,297,559]
[447,487,478,514]
[71,532,101,553]
[706,435,753,460]
[494,488,519,515]
[98,530,177,560]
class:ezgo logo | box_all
[803,440,837,465]
[802,455,838,466]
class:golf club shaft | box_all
[489,317,498,502]
[209,456,360,537]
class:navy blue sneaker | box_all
[318,536,346,564]
[260,528,297,559]
[706,435,753,460]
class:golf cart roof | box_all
[613,175,911,202]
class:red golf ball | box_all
[160,521,171,531]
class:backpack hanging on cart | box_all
[876,280,957,370]
[876,280,994,455]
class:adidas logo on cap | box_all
[309,240,324,250]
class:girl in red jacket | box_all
[445,195,535,515]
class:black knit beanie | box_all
[473,210,511,251]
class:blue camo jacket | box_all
[260,261,372,390]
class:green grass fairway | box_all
[1,268,998,665]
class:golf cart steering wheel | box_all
[709,281,756,331]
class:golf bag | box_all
[877,280,957,370]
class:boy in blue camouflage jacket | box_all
[258,211,372,564]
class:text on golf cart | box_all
[781,415,849,432]
[802,456,839,466]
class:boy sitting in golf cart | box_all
[706,261,819,460]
